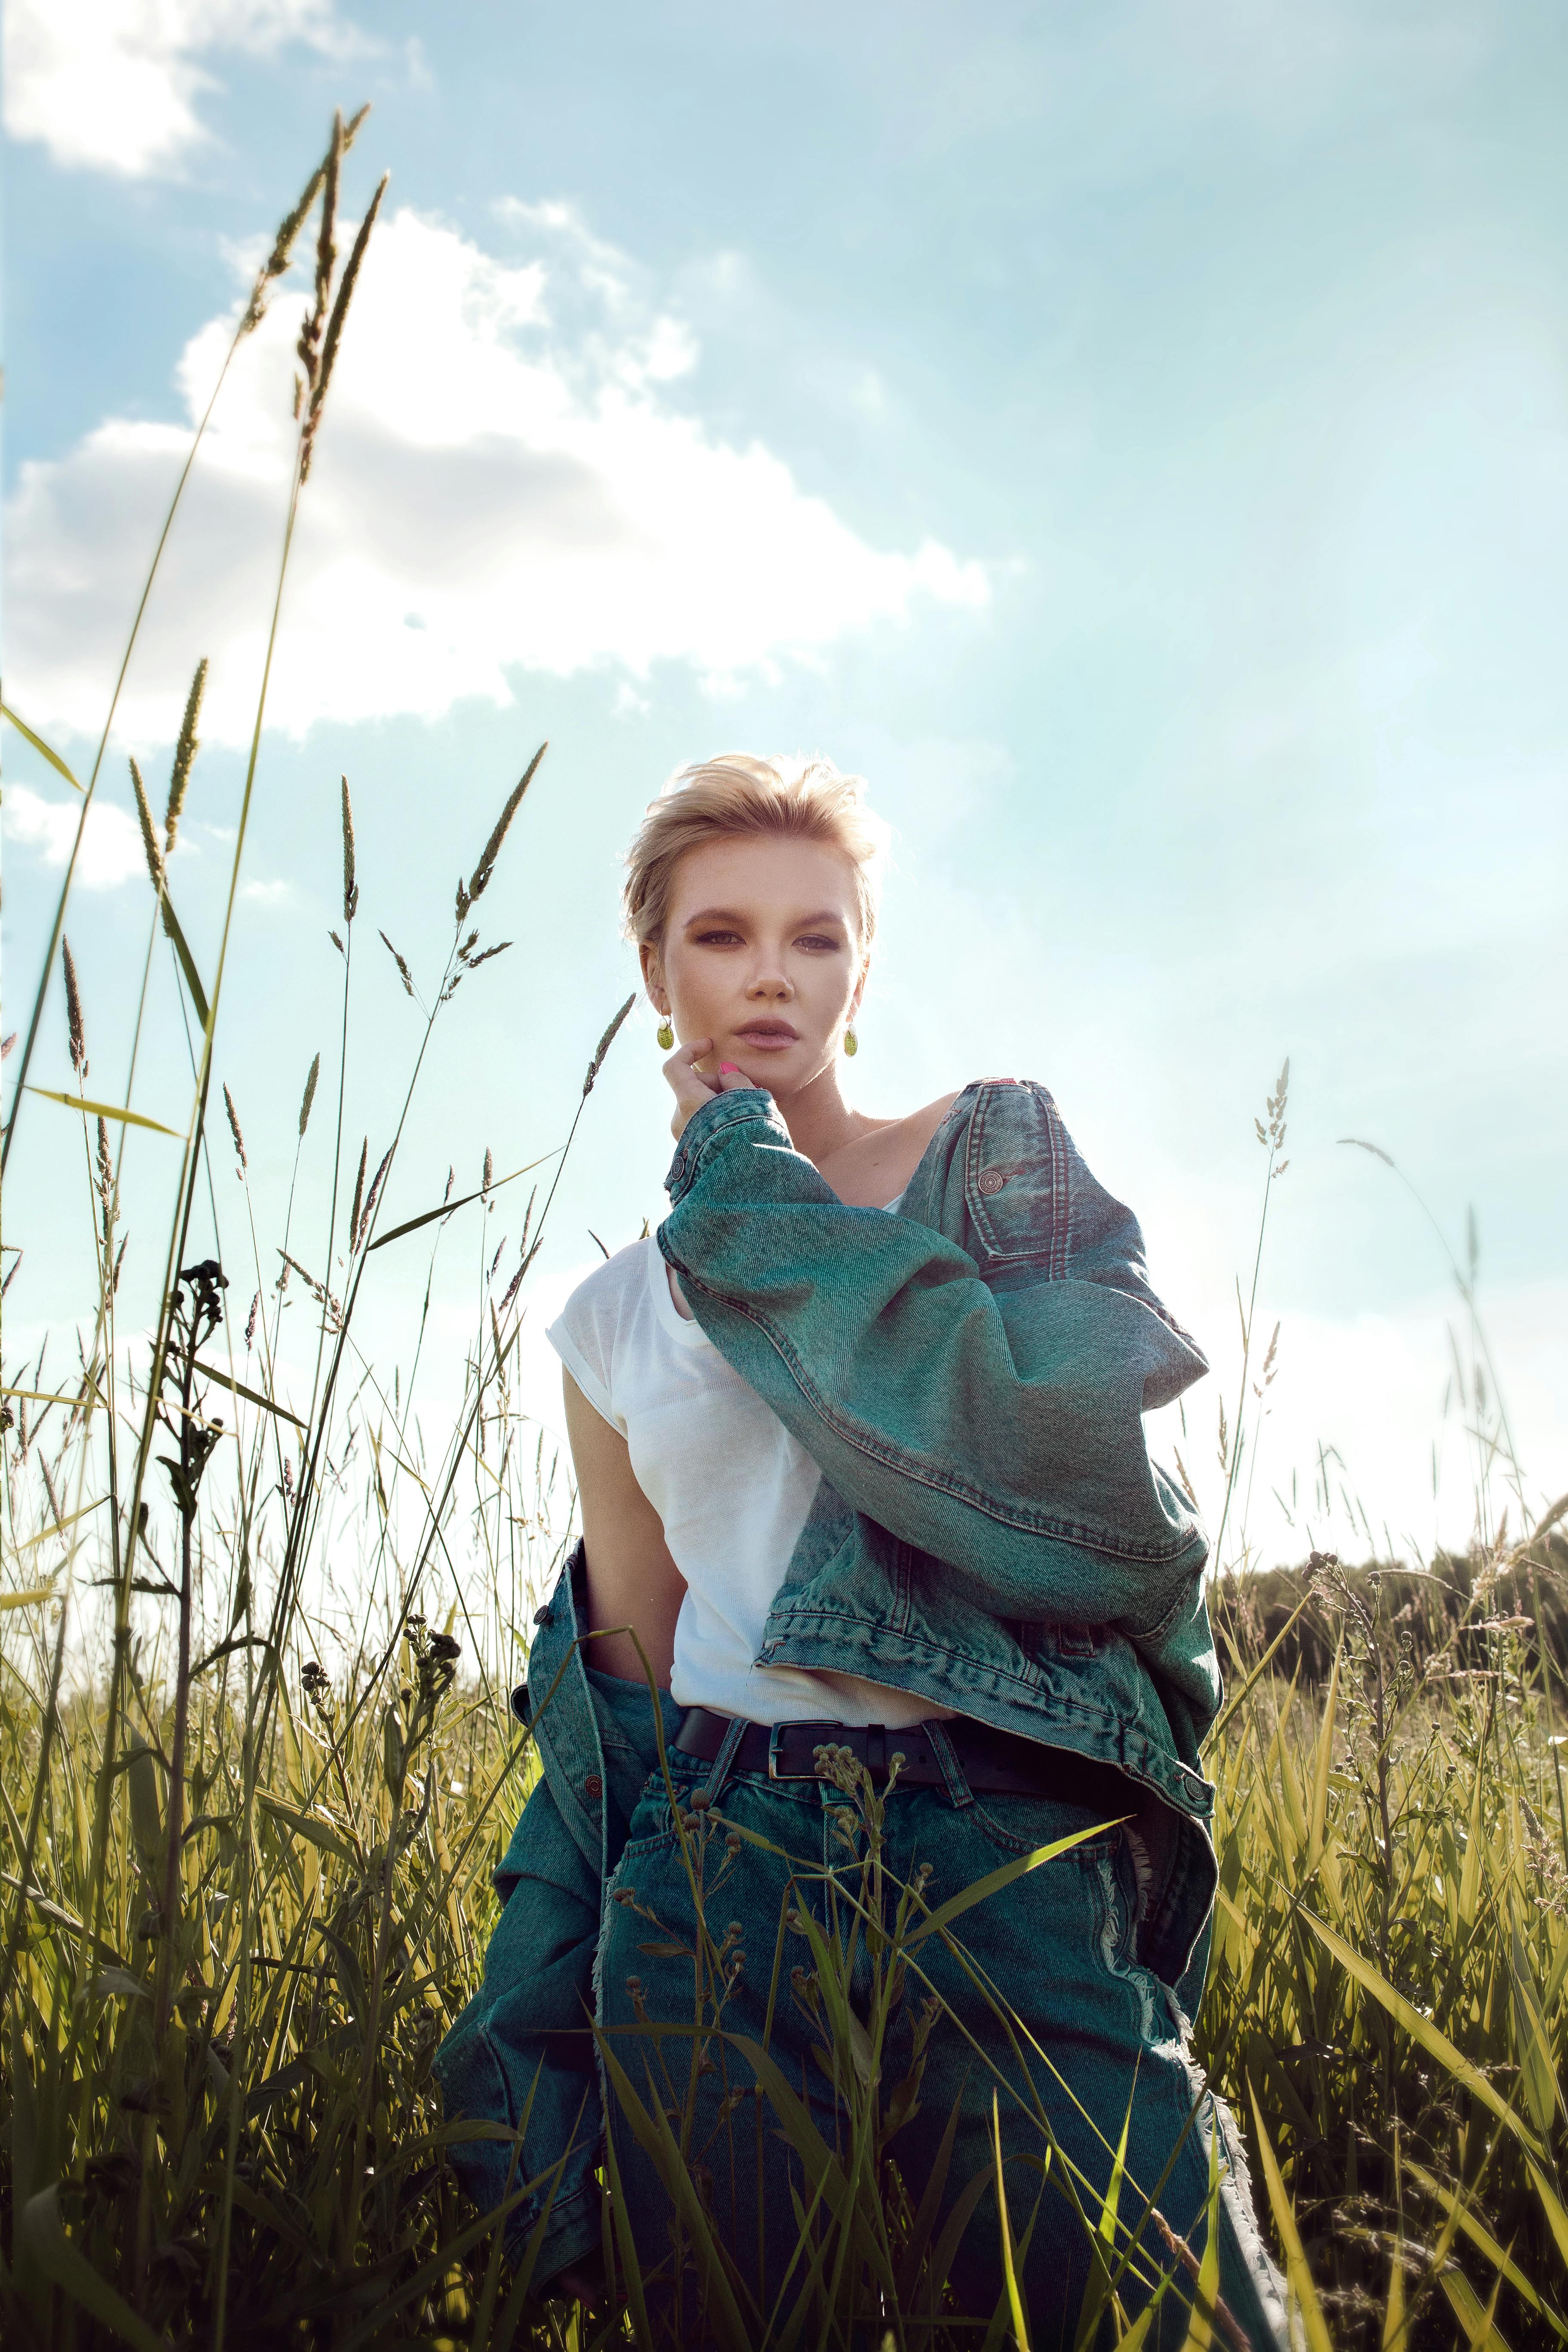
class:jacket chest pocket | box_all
[963,1086,1068,1271]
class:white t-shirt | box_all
[547,1229,952,1728]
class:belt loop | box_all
[701,1714,748,1807]
[925,1721,974,1810]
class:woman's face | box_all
[643,833,866,1096]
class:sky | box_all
[4,0,1565,1577]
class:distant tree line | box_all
[1212,1529,1568,1686]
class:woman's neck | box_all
[774,1064,883,1172]
[774,1064,961,1210]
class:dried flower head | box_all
[298,1052,321,1139]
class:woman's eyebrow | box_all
[681,906,849,931]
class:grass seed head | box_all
[61,938,87,1078]
[223,1083,248,1173]
[466,742,546,906]
[341,774,359,922]
[302,170,388,481]
[349,1136,369,1253]
[129,758,165,900]
[241,105,370,336]
[164,658,207,855]
[359,1145,393,1246]
[298,1051,322,1139]
[379,931,415,998]
[583,992,636,1097]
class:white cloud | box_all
[4,784,148,888]
[3,0,355,178]
[5,202,991,747]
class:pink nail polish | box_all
[718,1062,740,1074]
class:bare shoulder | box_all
[900,1090,964,1149]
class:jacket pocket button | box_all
[977,1168,1006,1196]
[584,1774,603,1800]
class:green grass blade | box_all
[192,1357,306,1427]
[904,1819,1119,1951]
[20,2184,172,2352]
[1246,2085,1331,2352]
[1300,1908,1545,2161]
[24,1086,182,1137]
[1,702,82,790]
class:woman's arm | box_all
[657,1084,1208,1634]
[562,1369,687,1690]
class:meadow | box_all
[4,115,1566,2350]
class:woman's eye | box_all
[694,929,741,946]
[799,934,843,952]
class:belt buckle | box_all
[767,1723,787,1781]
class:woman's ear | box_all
[640,939,666,1013]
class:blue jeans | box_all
[598,1744,1285,2347]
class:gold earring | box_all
[843,1026,858,1058]
[656,1017,674,1050]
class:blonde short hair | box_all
[624,753,888,953]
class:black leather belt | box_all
[675,1706,1137,1814]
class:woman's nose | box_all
[746,965,793,999]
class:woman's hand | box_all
[663,1038,758,1141]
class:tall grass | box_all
[3,117,1567,2351]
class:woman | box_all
[437,754,1285,2345]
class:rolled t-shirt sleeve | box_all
[546,1265,627,1433]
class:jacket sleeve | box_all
[658,1084,1208,1635]
[432,1773,604,2284]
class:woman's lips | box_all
[733,1024,799,1050]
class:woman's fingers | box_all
[664,1037,718,1139]
[662,1042,764,1138]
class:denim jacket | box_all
[436,1075,1220,2276]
